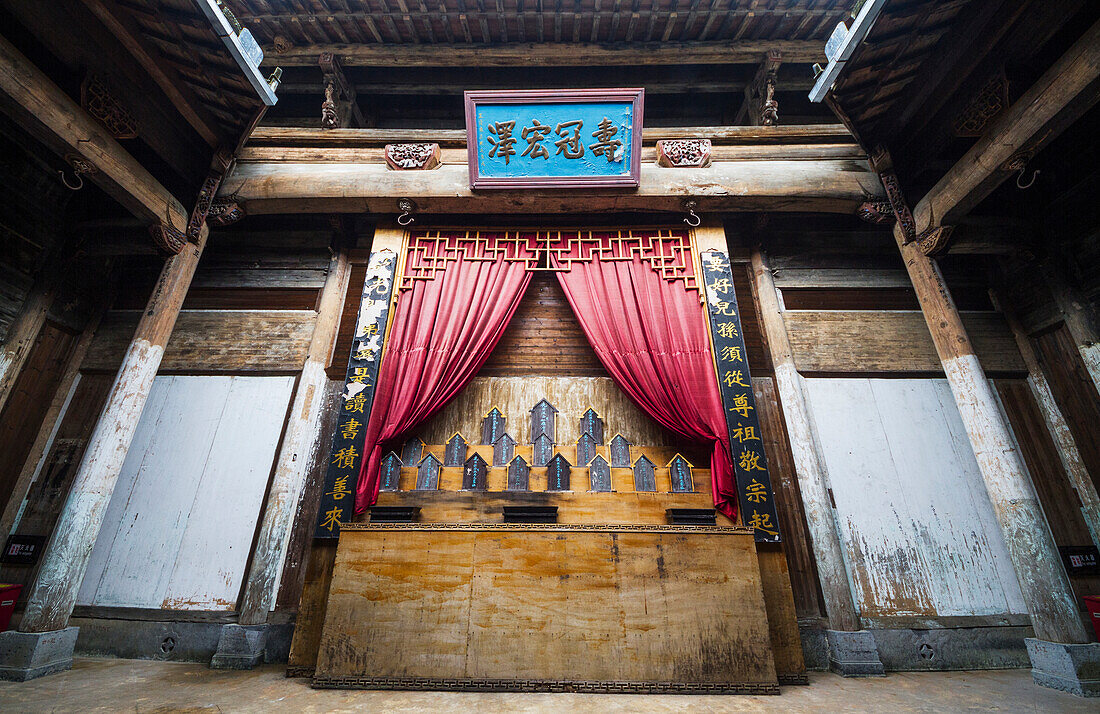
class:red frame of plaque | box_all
[464,88,645,190]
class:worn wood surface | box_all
[265,40,829,67]
[75,375,294,610]
[913,18,1100,230]
[83,310,317,373]
[221,158,882,216]
[750,248,859,632]
[757,546,806,682]
[783,311,1026,374]
[805,376,1027,618]
[0,275,56,418]
[994,379,1100,599]
[0,34,187,231]
[239,246,351,625]
[285,540,338,675]
[314,525,777,689]
[897,226,1091,644]
[1034,325,1100,497]
[0,322,78,513]
[19,230,207,633]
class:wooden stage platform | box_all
[310,523,781,694]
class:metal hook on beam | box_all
[682,199,701,227]
[397,198,417,226]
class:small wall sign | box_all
[465,88,644,189]
[1,535,45,566]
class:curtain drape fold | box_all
[553,252,739,520]
[354,242,534,513]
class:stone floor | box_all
[0,659,1095,713]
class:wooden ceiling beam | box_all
[261,40,828,66]
[0,34,188,231]
[912,18,1100,233]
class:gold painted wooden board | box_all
[313,524,778,693]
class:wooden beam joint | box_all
[870,145,916,243]
[741,50,783,126]
[319,53,364,129]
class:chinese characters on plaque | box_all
[314,249,397,539]
[701,249,782,543]
[465,89,644,189]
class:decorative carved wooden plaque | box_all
[444,433,468,467]
[655,139,712,168]
[493,433,516,466]
[385,142,441,170]
[529,399,557,442]
[576,432,599,467]
[588,454,612,492]
[400,438,425,465]
[609,434,633,467]
[379,451,402,492]
[633,454,656,492]
[667,454,694,493]
[416,453,441,491]
[579,408,604,443]
[546,453,571,491]
[462,453,489,491]
[507,455,530,491]
[481,407,507,445]
[465,88,644,189]
[532,434,553,467]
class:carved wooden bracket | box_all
[857,200,893,224]
[208,198,244,226]
[149,222,186,255]
[917,225,954,256]
[385,143,442,170]
[186,148,235,242]
[81,74,137,140]
[744,50,782,126]
[869,146,916,243]
[656,139,712,168]
[319,53,364,129]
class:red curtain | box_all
[354,239,534,513]
[553,251,738,520]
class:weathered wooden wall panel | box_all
[314,525,778,691]
[82,310,316,372]
[76,375,294,610]
[804,377,1027,618]
[417,376,698,455]
[784,311,1025,374]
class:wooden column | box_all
[238,240,353,626]
[0,281,55,416]
[995,290,1100,549]
[750,246,861,633]
[896,225,1091,645]
[18,227,208,634]
[1041,259,1100,393]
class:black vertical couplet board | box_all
[668,455,694,493]
[632,455,656,492]
[588,455,612,492]
[416,453,441,490]
[532,434,553,467]
[579,408,604,443]
[493,433,515,466]
[507,455,530,491]
[379,451,402,491]
[546,454,571,491]
[314,249,397,540]
[444,433,468,466]
[462,453,488,490]
[700,249,781,543]
[529,399,557,442]
[576,433,598,467]
[609,434,633,467]
[481,408,507,445]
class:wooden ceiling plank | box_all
[79,0,223,146]
[913,18,1100,231]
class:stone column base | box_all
[209,624,268,670]
[0,627,80,681]
[827,629,885,677]
[1026,638,1100,697]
